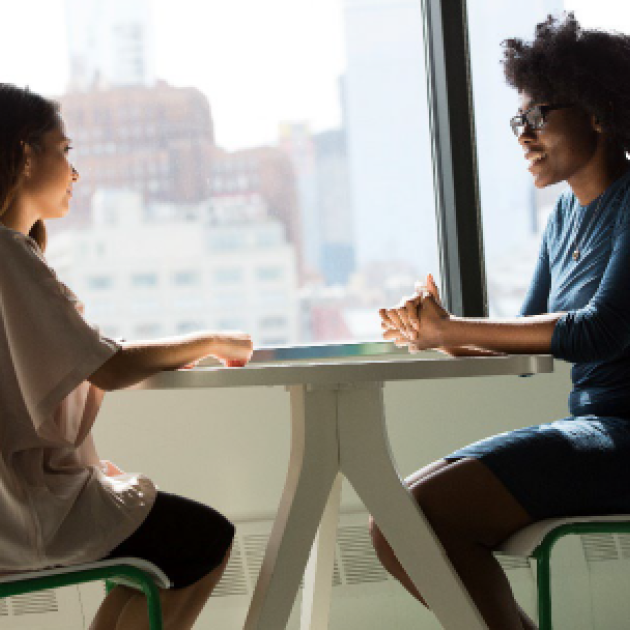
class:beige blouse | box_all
[0,225,156,571]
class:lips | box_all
[525,151,547,172]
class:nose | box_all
[71,165,80,181]
[517,126,536,147]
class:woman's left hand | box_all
[100,459,125,476]
[380,291,452,350]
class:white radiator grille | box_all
[337,525,389,585]
[8,590,58,616]
[582,533,630,563]
[211,541,249,598]
[207,519,541,599]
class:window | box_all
[466,0,565,317]
[134,323,162,338]
[213,268,243,284]
[132,273,158,288]
[260,316,287,328]
[257,267,284,282]
[466,1,624,317]
[173,271,200,287]
[176,321,204,334]
[16,0,446,350]
[87,275,113,290]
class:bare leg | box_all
[89,544,232,630]
[369,458,537,630]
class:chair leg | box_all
[535,545,553,630]
[144,579,163,630]
[105,576,164,630]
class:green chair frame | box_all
[528,521,630,630]
[0,560,165,630]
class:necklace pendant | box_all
[572,249,581,261]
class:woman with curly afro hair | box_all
[374,13,630,629]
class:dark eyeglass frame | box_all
[510,104,572,137]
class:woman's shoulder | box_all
[0,225,57,282]
[608,168,630,230]
[0,225,43,258]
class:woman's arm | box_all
[435,312,562,354]
[89,331,253,391]
[432,345,506,358]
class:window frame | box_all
[422,0,487,318]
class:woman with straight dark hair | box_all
[373,13,630,630]
[0,83,253,630]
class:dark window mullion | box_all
[421,0,487,317]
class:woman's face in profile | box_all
[516,92,600,190]
[20,120,78,221]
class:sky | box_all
[0,0,346,150]
[0,0,628,149]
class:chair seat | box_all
[498,514,630,557]
[0,557,171,589]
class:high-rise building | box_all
[209,146,303,275]
[313,127,355,285]
[47,189,300,346]
[341,0,436,274]
[56,83,216,231]
[278,123,355,285]
[65,0,156,91]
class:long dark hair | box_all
[0,84,62,252]
[502,13,630,152]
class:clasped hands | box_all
[379,273,451,352]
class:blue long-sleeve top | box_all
[520,168,630,418]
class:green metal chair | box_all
[498,514,630,629]
[0,557,169,629]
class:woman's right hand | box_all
[380,273,441,340]
[210,332,254,367]
[415,273,442,309]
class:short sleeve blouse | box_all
[0,225,156,571]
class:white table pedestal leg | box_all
[244,385,341,630]
[337,383,488,630]
[300,472,342,630]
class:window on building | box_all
[176,321,204,334]
[173,271,200,287]
[87,275,114,290]
[134,323,162,338]
[257,267,284,282]
[132,273,158,288]
[260,316,287,328]
[213,268,243,284]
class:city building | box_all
[209,145,303,275]
[279,123,355,286]
[47,190,299,347]
[65,0,156,91]
[56,82,217,232]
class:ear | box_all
[591,114,603,133]
[20,142,32,176]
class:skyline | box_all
[0,0,345,151]
[1,1,626,152]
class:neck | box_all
[0,202,37,236]
[568,142,629,206]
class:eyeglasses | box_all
[510,104,572,137]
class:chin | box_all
[532,173,562,189]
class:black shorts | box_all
[102,490,235,589]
